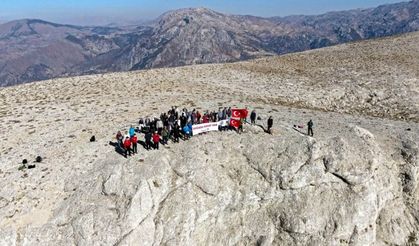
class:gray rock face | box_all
[1,124,417,245]
[1,0,419,86]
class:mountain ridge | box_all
[0,0,418,87]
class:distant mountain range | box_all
[0,0,418,87]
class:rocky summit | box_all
[0,32,418,245]
[0,0,418,86]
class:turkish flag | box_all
[230,118,241,129]
[231,109,248,119]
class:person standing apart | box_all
[116,131,123,149]
[267,116,273,134]
[307,119,314,137]
[250,110,256,125]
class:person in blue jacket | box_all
[183,125,191,140]
[129,125,135,137]
[187,122,193,137]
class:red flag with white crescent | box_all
[231,109,248,119]
[230,118,241,129]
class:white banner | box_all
[192,122,220,135]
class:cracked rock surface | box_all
[1,122,417,245]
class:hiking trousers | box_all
[132,143,137,154]
[146,140,152,150]
[308,128,314,137]
[125,148,132,157]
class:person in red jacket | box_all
[202,114,209,123]
[123,137,132,157]
[152,131,160,150]
[131,134,138,154]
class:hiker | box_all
[173,124,180,143]
[145,117,151,127]
[218,108,223,121]
[162,126,169,145]
[131,134,138,154]
[191,110,196,124]
[307,119,314,137]
[129,125,135,137]
[116,131,123,148]
[212,112,217,122]
[183,124,191,140]
[250,110,256,125]
[145,131,152,150]
[227,107,232,118]
[202,114,209,123]
[156,119,163,134]
[238,118,244,134]
[150,118,157,133]
[153,131,160,150]
[138,119,145,132]
[196,111,202,123]
[180,114,187,128]
[123,137,132,157]
[219,118,228,131]
[267,116,273,134]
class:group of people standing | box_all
[114,106,314,158]
[115,106,236,158]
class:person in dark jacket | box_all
[307,119,314,137]
[161,127,169,145]
[180,115,187,128]
[116,131,123,149]
[196,111,202,123]
[173,124,180,143]
[145,131,152,150]
[267,116,273,134]
[250,110,256,125]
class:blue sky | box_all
[0,0,406,25]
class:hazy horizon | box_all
[0,0,408,26]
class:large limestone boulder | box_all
[1,124,416,245]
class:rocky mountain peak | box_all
[154,7,235,31]
[0,19,38,38]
